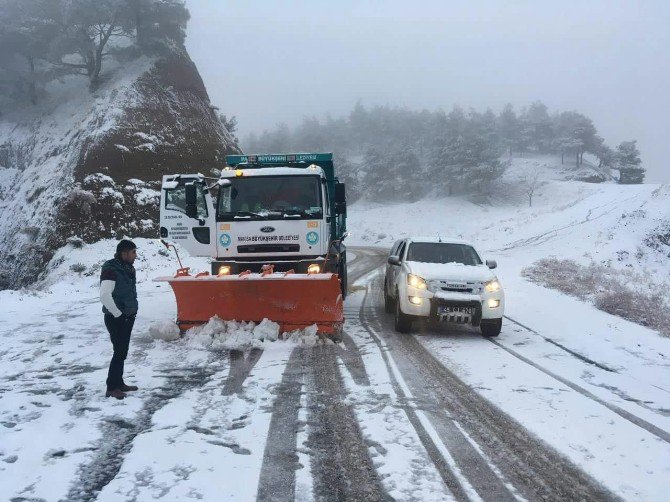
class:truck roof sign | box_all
[226,153,333,166]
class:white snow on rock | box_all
[0,57,154,278]
[134,187,160,205]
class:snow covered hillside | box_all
[349,154,670,314]
[0,49,239,290]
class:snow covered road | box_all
[1,245,669,501]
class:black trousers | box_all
[104,314,135,390]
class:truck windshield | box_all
[406,242,482,265]
[217,175,323,221]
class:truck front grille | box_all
[237,244,300,254]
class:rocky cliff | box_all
[0,49,239,289]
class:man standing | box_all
[99,240,140,400]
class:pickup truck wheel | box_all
[394,292,412,333]
[481,318,502,337]
[384,280,395,313]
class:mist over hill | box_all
[243,102,645,202]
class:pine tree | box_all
[498,103,519,156]
[521,101,553,152]
[616,140,644,184]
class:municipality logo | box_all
[306,231,319,245]
[219,233,231,247]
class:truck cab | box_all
[159,153,348,296]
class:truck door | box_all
[159,175,216,257]
[392,241,407,296]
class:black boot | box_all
[120,384,138,392]
[105,389,127,400]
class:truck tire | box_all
[481,318,502,337]
[384,280,394,313]
[394,291,412,333]
[338,256,348,299]
[330,325,344,343]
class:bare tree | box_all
[519,166,544,207]
[52,0,134,89]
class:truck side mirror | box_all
[388,256,401,266]
[335,182,346,215]
[486,259,497,269]
[185,183,198,219]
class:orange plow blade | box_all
[154,272,344,335]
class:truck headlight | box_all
[407,274,427,289]
[488,298,500,308]
[307,263,321,274]
[485,279,501,292]
[218,265,231,276]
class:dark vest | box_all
[100,258,138,315]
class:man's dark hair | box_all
[115,239,137,259]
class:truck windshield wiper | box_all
[233,211,267,219]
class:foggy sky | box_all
[186,0,670,182]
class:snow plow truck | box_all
[155,153,348,340]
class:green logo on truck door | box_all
[306,231,319,245]
[219,233,231,247]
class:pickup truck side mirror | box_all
[486,259,497,269]
[185,183,198,219]
[335,182,346,215]
[388,255,401,266]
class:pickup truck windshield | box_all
[217,175,323,221]
[407,242,482,265]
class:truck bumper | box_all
[212,256,332,275]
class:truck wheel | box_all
[330,325,344,343]
[481,318,502,337]
[394,292,412,333]
[384,280,395,313]
[338,257,348,299]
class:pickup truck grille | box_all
[430,280,483,294]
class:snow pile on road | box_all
[152,316,321,350]
[149,320,181,341]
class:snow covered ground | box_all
[346,156,670,499]
[1,157,670,500]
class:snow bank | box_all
[149,316,320,350]
[149,320,180,341]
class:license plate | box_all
[439,306,474,315]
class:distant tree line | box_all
[0,0,189,106]
[244,102,645,201]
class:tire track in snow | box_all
[359,268,617,501]
[305,343,389,501]
[64,364,219,502]
[256,348,306,502]
[490,317,670,445]
[358,285,516,502]
[491,193,641,252]
[222,348,264,396]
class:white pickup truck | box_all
[383,237,504,336]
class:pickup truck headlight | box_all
[407,274,427,290]
[485,279,501,292]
